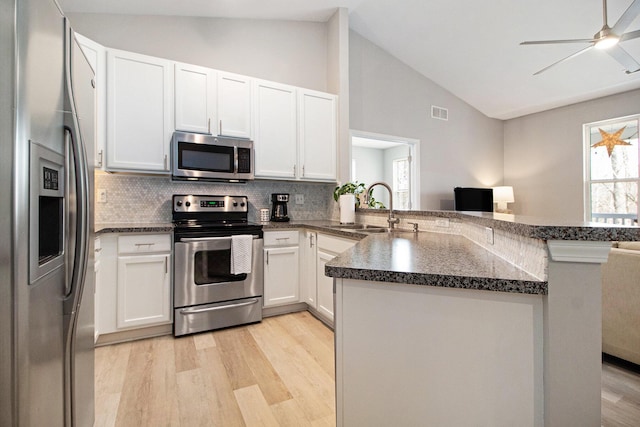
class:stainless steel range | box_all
[172,195,264,336]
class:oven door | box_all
[174,235,264,308]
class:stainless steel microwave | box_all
[171,131,254,182]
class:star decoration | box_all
[591,127,632,157]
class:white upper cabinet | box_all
[298,89,337,182]
[217,72,252,139]
[75,33,106,169]
[174,62,217,134]
[253,79,297,179]
[106,49,173,172]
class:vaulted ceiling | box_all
[58,0,640,120]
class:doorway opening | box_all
[350,130,420,210]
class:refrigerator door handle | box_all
[64,125,89,302]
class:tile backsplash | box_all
[95,172,337,224]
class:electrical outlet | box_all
[485,227,494,245]
[435,218,450,228]
[97,188,107,203]
[295,194,304,205]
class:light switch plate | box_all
[485,227,494,245]
[435,218,450,228]
[97,188,107,203]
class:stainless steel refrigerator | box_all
[1,0,96,425]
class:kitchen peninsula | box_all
[325,210,640,427]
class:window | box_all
[584,115,639,225]
[393,157,411,210]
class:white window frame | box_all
[583,114,640,225]
[349,130,420,211]
[393,157,411,210]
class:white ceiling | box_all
[58,0,640,120]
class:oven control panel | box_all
[173,195,248,213]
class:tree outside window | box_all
[585,116,639,225]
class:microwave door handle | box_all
[233,146,239,174]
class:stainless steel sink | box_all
[329,224,386,230]
[357,227,416,234]
[329,224,416,234]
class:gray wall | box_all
[504,88,640,221]
[66,13,329,92]
[352,146,387,206]
[349,31,504,210]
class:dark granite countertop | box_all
[260,220,367,240]
[358,209,640,241]
[325,232,548,295]
[95,222,174,235]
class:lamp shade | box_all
[493,186,514,203]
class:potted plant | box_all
[333,182,385,209]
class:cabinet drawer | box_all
[118,234,171,254]
[264,230,298,247]
[317,233,357,254]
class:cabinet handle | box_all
[94,247,102,253]
[97,149,103,167]
[302,165,305,177]
[293,164,296,176]
[266,251,269,265]
[165,257,168,274]
[219,120,222,135]
[207,118,211,134]
[275,237,289,241]
[164,154,168,170]
[310,234,315,248]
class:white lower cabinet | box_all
[95,232,172,340]
[305,232,357,324]
[316,249,337,321]
[117,253,171,329]
[263,230,299,307]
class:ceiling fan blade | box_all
[521,38,595,45]
[620,29,640,41]
[533,45,593,75]
[612,0,640,35]
[605,45,640,73]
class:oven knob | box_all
[185,201,191,207]
[176,201,183,207]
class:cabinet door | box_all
[117,253,171,329]
[218,72,252,138]
[106,49,173,172]
[75,33,106,169]
[301,231,318,308]
[264,246,300,307]
[175,62,216,134]
[299,90,337,181]
[317,249,336,322]
[253,80,297,179]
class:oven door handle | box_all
[179,298,260,315]
[179,235,260,243]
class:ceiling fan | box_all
[521,0,640,75]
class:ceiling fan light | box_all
[595,35,619,49]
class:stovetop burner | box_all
[172,194,263,237]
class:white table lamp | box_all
[493,186,514,213]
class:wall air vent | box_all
[431,105,449,121]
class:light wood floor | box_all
[94,311,335,427]
[95,312,640,427]
[602,356,640,427]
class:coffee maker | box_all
[270,193,290,222]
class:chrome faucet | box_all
[365,182,400,229]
